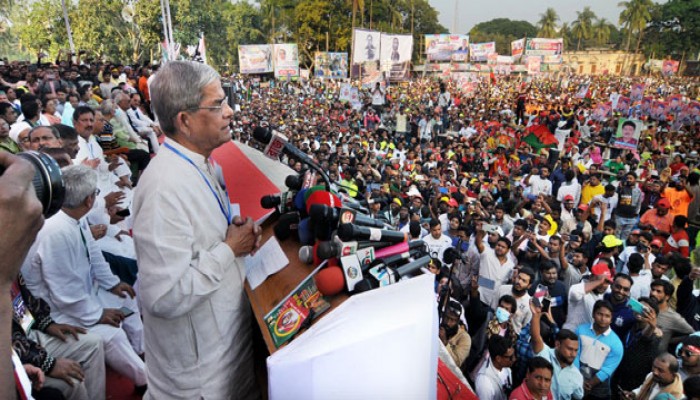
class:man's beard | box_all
[441,323,458,339]
[512,286,527,297]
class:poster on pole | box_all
[525,38,563,63]
[239,44,273,74]
[273,44,299,79]
[380,33,413,81]
[314,52,348,79]
[662,60,679,76]
[511,38,525,61]
[352,29,381,64]
[469,42,496,62]
[424,34,469,62]
[526,56,541,75]
[613,118,642,150]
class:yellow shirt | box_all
[581,183,605,206]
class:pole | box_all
[451,0,458,34]
[60,0,75,55]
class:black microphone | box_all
[337,223,408,244]
[354,255,431,293]
[316,240,395,260]
[261,191,295,213]
[364,249,423,274]
[253,127,331,190]
[273,211,300,241]
[309,204,386,229]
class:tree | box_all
[593,18,612,47]
[571,6,596,50]
[559,22,572,50]
[473,18,537,39]
[618,0,653,53]
[537,8,559,38]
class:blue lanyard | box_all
[164,142,232,224]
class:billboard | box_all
[273,44,299,79]
[526,56,541,75]
[380,34,413,81]
[525,38,563,63]
[469,42,496,62]
[511,38,525,61]
[239,44,272,74]
[424,34,469,62]
[314,52,348,79]
[352,29,381,64]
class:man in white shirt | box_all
[526,166,553,197]
[475,335,516,400]
[475,225,516,306]
[590,184,618,221]
[22,165,146,390]
[423,218,453,261]
[563,263,612,331]
[123,93,160,154]
[115,92,158,154]
[490,267,534,334]
[132,61,262,399]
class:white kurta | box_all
[132,138,257,399]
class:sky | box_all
[427,0,666,35]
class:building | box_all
[563,49,646,76]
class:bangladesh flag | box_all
[522,124,558,150]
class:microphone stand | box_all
[438,238,460,323]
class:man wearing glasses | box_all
[133,61,262,399]
[679,335,700,380]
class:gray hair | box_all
[60,165,97,209]
[99,99,116,117]
[149,61,220,136]
[28,125,60,140]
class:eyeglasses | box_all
[681,349,700,358]
[186,96,229,113]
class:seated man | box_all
[620,353,683,400]
[439,300,471,368]
[12,273,105,399]
[22,165,147,390]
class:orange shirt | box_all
[640,208,674,242]
[138,76,150,102]
[663,187,693,217]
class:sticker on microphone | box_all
[368,228,382,241]
[339,209,356,224]
[340,255,364,291]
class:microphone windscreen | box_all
[298,218,314,246]
[298,246,314,264]
[336,223,355,242]
[285,174,302,191]
[260,195,280,209]
[294,189,308,212]
[316,241,340,260]
[252,126,271,144]
[305,190,342,214]
[315,266,345,296]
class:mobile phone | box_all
[569,234,579,242]
[627,297,645,314]
[119,307,135,318]
[541,297,551,313]
[482,223,499,234]
[533,297,542,309]
[116,208,131,218]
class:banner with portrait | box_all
[425,34,469,62]
[511,38,525,61]
[662,60,680,76]
[469,42,496,62]
[525,38,563,63]
[352,29,381,64]
[314,52,348,79]
[630,83,645,102]
[273,44,299,79]
[239,44,273,74]
[380,33,413,81]
[614,118,642,150]
[526,56,541,75]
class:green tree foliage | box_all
[537,8,559,38]
[618,0,653,53]
[642,0,699,59]
[469,18,537,55]
[571,6,597,51]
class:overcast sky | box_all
[428,0,667,34]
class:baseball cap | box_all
[651,239,663,248]
[392,198,402,207]
[601,234,623,248]
[564,194,574,201]
[630,229,641,236]
[591,262,612,281]
[577,204,590,212]
[657,198,671,208]
[448,198,459,207]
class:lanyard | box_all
[164,142,232,224]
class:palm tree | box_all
[593,18,612,46]
[537,8,559,38]
[347,0,365,29]
[571,6,596,50]
[559,22,571,49]
[618,0,653,53]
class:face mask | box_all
[496,307,511,323]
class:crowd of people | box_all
[1,54,700,400]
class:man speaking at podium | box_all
[132,61,262,399]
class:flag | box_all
[192,33,207,64]
[522,124,558,149]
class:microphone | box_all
[298,245,314,264]
[316,239,395,260]
[373,240,426,260]
[315,264,345,296]
[297,217,314,245]
[309,204,386,229]
[364,249,423,274]
[253,127,331,190]
[337,223,408,244]
[394,255,432,278]
[261,191,295,213]
[354,255,431,293]
[273,211,300,241]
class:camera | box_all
[0,152,64,217]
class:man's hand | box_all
[529,298,542,315]
[438,326,447,345]
[81,158,100,169]
[89,224,107,240]
[48,358,84,386]
[0,152,44,286]
[99,308,125,327]
[225,216,261,257]
[107,156,120,172]
[584,376,600,392]
[115,230,130,242]
[23,364,44,391]
[110,282,135,298]
[45,323,86,342]
[103,191,125,209]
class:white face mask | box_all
[496,307,510,323]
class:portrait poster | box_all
[314,52,348,79]
[469,42,496,62]
[525,38,564,58]
[380,34,413,81]
[575,82,590,99]
[630,83,645,102]
[526,56,541,75]
[511,38,525,61]
[641,97,654,116]
[614,118,642,150]
[651,101,668,121]
[273,44,299,79]
[238,44,273,74]
[425,34,468,62]
[662,60,679,76]
[615,96,631,114]
[592,102,612,121]
[353,29,381,64]
[668,94,683,113]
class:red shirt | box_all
[509,382,553,400]
[663,229,690,257]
